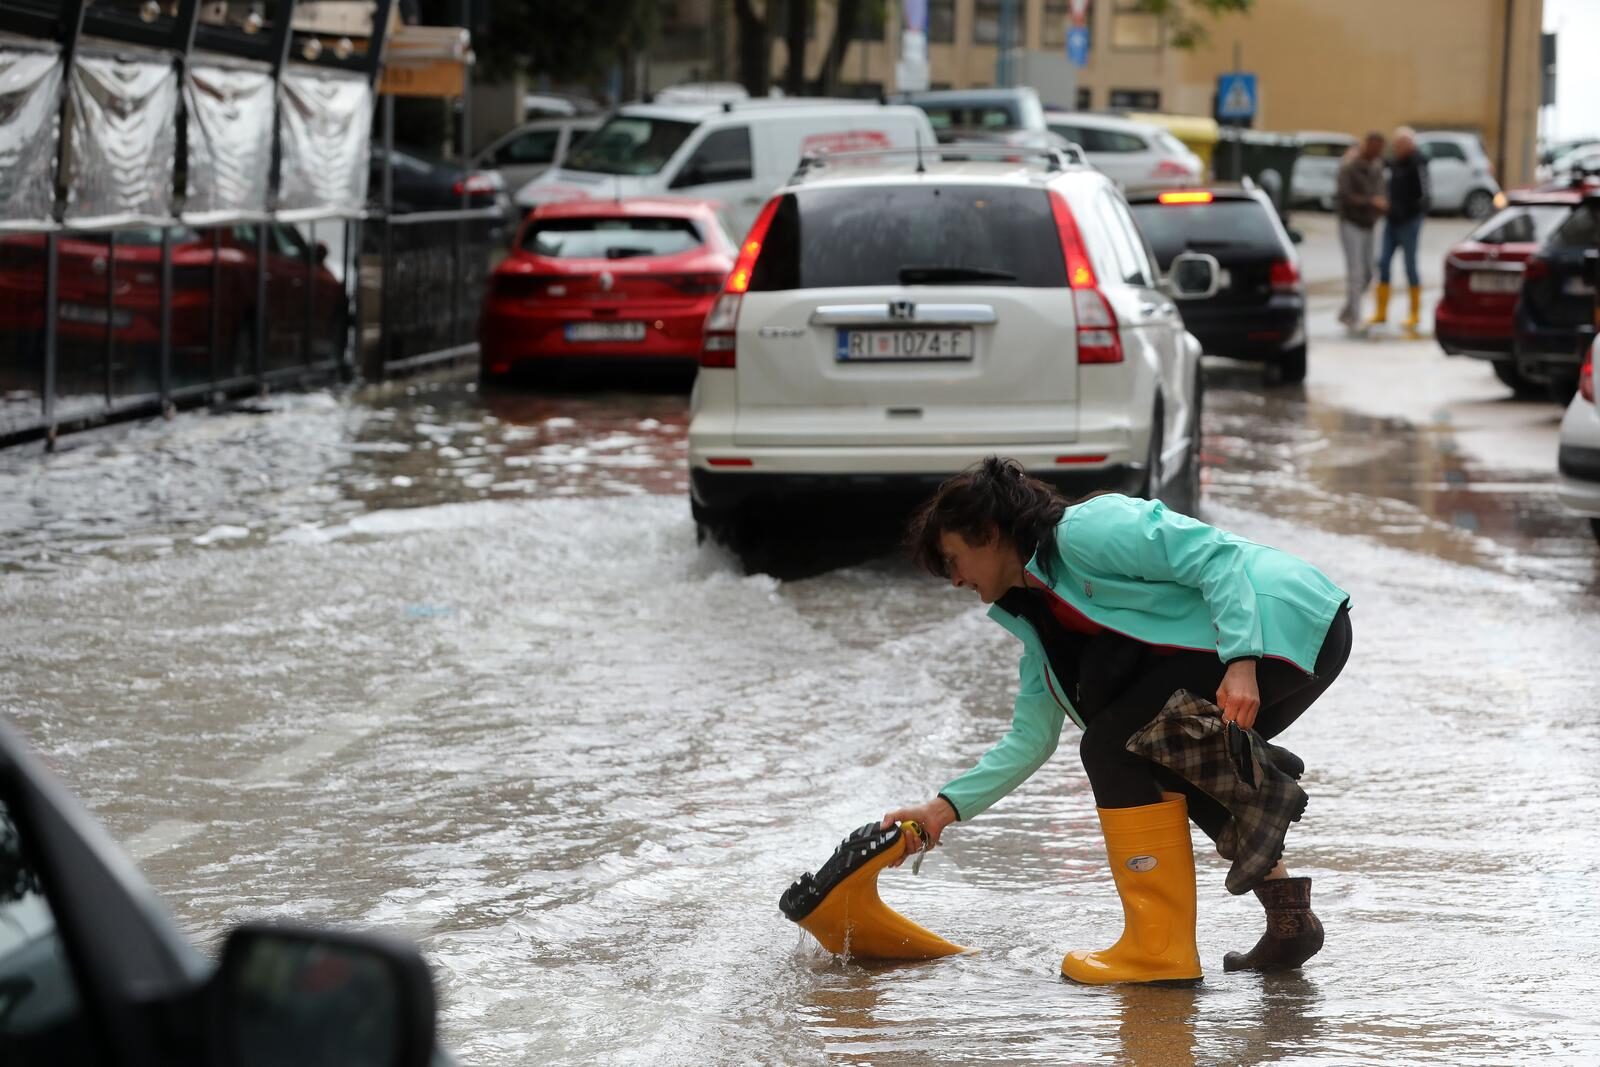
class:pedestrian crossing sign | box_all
[1216,72,1257,121]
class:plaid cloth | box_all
[1124,689,1309,895]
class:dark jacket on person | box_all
[1386,151,1431,223]
[1335,152,1385,229]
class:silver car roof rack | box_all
[791,142,1082,182]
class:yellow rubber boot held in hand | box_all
[1061,793,1202,985]
[1369,282,1391,325]
[1404,285,1423,333]
[780,822,968,961]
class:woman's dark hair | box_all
[907,457,1070,579]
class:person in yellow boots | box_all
[881,459,1353,984]
[1372,127,1431,335]
[1335,131,1387,336]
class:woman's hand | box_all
[1217,659,1261,730]
[880,797,958,867]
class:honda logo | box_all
[888,300,915,321]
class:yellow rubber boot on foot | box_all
[1368,282,1391,326]
[1061,793,1202,985]
[1403,285,1423,334]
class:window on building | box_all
[1109,88,1161,110]
[1077,87,1093,109]
[1111,0,1161,49]
[974,0,1001,45]
[928,0,956,44]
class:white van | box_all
[512,99,939,236]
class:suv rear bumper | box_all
[1179,297,1305,362]
[691,462,1141,511]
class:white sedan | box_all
[1557,336,1600,544]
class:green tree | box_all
[1134,0,1253,51]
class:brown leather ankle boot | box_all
[1223,876,1324,973]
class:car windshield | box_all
[562,117,697,176]
[748,184,1066,290]
[524,216,703,259]
[1469,204,1571,246]
[1128,199,1284,267]
[921,105,1019,131]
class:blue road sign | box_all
[1216,72,1257,121]
[1067,26,1090,67]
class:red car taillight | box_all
[701,197,781,368]
[1269,258,1301,293]
[453,173,498,197]
[1050,191,1123,364]
[492,274,551,300]
[667,272,727,296]
[1581,344,1595,404]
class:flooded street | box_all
[4,307,1600,1062]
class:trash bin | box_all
[1214,128,1301,221]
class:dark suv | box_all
[1126,185,1308,383]
[1514,192,1598,400]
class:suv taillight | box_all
[1050,191,1124,364]
[1269,258,1302,293]
[701,197,781,368]
[1581,344,1595,404]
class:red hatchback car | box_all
[1435,187,1582,395]
[479,198,737,381]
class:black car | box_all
[1514,192,1598,399]
[0,717,449,1066]
[1126,185,1308,384]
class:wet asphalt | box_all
[1,212,1598,1065]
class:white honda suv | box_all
[687,144,1216,549]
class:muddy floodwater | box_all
[3,372,1598,1065]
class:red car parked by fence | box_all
[478,197,736,381]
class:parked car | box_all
[1044,111,1204,192]
[0,224,345,376]
[1413,130,1500,219]
[473,116,601,195]
[515,99,937,237]
[1537,146,1600,187]
[1434,189,1581,395]
[369,146,511,216]
[1290,131,1356,210]
[479,197,736,381]
[894,87,1050,142]
[1514,191,1598,400]
[0,715,448,1065]
[1557,337,1600,543]
[1126,184,1308,384]
[687,144,1215,549]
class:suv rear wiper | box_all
[899,265,1018,284]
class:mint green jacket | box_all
[939,494,1349,820]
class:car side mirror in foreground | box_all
[1167,251,1222,300]
[211,922,436,1067]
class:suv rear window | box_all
[1470,204,1570,246]
[1127,198,1285,268]
[524,217,702,259]
[749,185,1066,290]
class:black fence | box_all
[0,0,501,449]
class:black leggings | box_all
[1078,606,1353,842]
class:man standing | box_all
[1336,132,1388,334]
[1371,128,1431,335]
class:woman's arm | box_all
[882,650,1067,847]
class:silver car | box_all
[1044,111,1203,192]
[1414,130,1500,219]
[1291,131,1356,210]
[474,117,601,195]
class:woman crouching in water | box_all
[883,457,1352,983]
